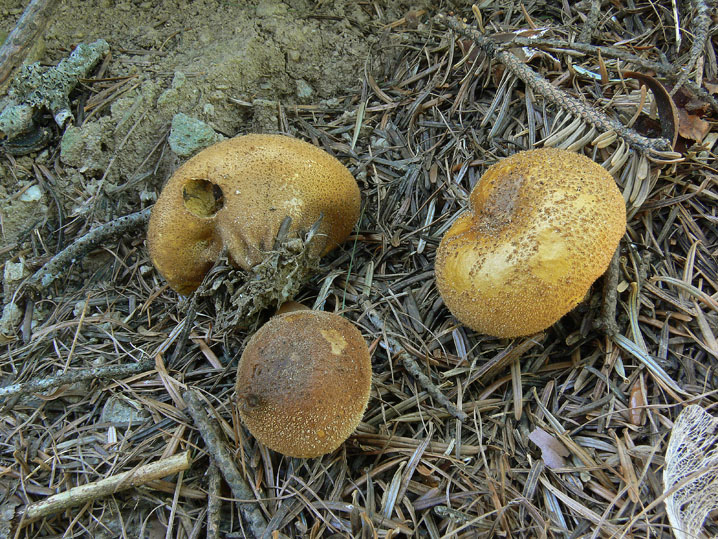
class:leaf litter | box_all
[1,0,718,537]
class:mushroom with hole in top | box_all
[435,147,626,338]
[147,134,361,295]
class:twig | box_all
[505,35,718,114]
[0,0,62,87]
[15,451,191,526]
[22,207,152,293]
[436,13,679,161]
[362,300,468,422]
[577,0,603,43]
[206,463,222,539]
[593,247,621,336]
[401,353,468,422]
[672,0,712,94]
[0,358,154,404]
[168,294,198,367]
[504,37,671,74]
[183,389,268,539]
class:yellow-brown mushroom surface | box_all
[147,134,361,295]
[236,310,372,458]
[435,148,626,338]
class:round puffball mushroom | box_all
[236,310,372,458]
[435,148,626,338]
[147,134,361,295]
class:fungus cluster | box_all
[435,147,626,338]
[148,134,371,458]
[147,136,625,458]
[236,309,372,458]
[147,133,361,295]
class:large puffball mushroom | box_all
[236,310,372,458]
[147,134,361,295]
[435,148,626,338]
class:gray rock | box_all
[60,120,111,174]
[168,112,224,157]
[296,78,313,99]
[100,395,149,427]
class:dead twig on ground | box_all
[0,358,154,405]
[206,463,222,539]
[502,35,718,112]
[22,207,152,294]
[362,300,468,422]
[183,389,268,539]
[0,0,62,88]
[594,247,622,336]
[436,12,682,163]
[13,451,191,528]
[577,0,602,44]
[672,0,712,94]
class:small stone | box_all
[0,302,22,335]
[256,0,287,17]
[168,113,225,158]
[73,300,87,318]
[101,395,149,427]
[139,189,156,203]
[19,185,42,202]
[59,121,110,174]
[3,259,25,284]
[296,79,313,99]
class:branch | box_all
[436,13,682,163]
[0,0,62,88]
[362,300,468,422]
[0,358,154,404]
[23,207,151,293]
[183,389,268,538]
[15,451,191,527]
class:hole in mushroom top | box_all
[182,178,224,218]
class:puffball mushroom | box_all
[435,148,626,338]
[236,310,372,458]
[147,134,361,295]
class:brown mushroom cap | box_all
[236,310,372,458]
[147,134,361,294]
[435,148,626,338]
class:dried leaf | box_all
[677,107,711,142]
[623,71,679,148]
[529,427,570,469]
[664,406,718,539]
[628,377,646,426]
[0,500,19,539]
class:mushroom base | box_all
[194,234,320,332]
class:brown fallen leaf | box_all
[528,427,570,469]
[677,107,711,142]
[623,71,679,149]
[628,376,647,426]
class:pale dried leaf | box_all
[529,427,569,469]
[677,108,711,142]
[663,405,718,539]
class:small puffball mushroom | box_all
[147,134,361,295]
[236,310,372,458]
[435,148,626,338]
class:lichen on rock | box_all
[0,39,110,139]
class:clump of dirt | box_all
[0,0,422,240]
